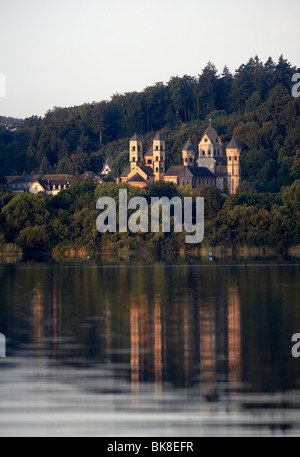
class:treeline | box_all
[0,116,23,127]
[0,180,299,256]
[0,55,299,193]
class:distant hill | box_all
[0,116,24,127]
[0,55,299,193]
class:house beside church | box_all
[6,175,75,195]
[101,155,113,176]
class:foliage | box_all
[0,55,298,194]
[0,55,299,255]
[0,179,299,254]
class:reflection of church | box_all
[127,282,242,395]
[119,123,242,194]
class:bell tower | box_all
[153,132,166,181]
[182,139,196,167]
[226,137,241,194]
[198,121,223,158]
[130,134,143,171]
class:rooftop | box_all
[127,173,147,183]
[200,123,221,146]
[130,133,142,142]
[183,139,196,152]
[144,145,153,157]
[103,155,113,169]
[227,137,241,150]
[153,132,165,142]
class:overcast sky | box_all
[0,0,299,119]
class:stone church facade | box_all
[119,123,241,194]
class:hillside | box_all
[0,55,299,193]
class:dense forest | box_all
[0,55,299,193]
[0,180,299,256]
[0,55,299,257]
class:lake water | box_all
[0,259,300,437]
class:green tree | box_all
[16,225,50,250]
[69,153,90,176]
[56,157,70,174]
[39,157,52,174]
[193,186,225,220]
[195,62,218,119]
[2,193,50,234]
[0,172,7,185]
[110,151,129,178]
[236,181,257,194]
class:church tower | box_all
[198,121,223,158]
[130,134,143,171]
[153,132,166,181]
[226,137,241,194]
[182,139,196,167]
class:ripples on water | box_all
[0,261,300,437]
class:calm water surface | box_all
[0,260,300,437]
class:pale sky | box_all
[0,0,299,119]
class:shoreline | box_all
[1,244,299,262]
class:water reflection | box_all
[0,262,300,436]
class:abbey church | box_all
[119,123,242,194]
